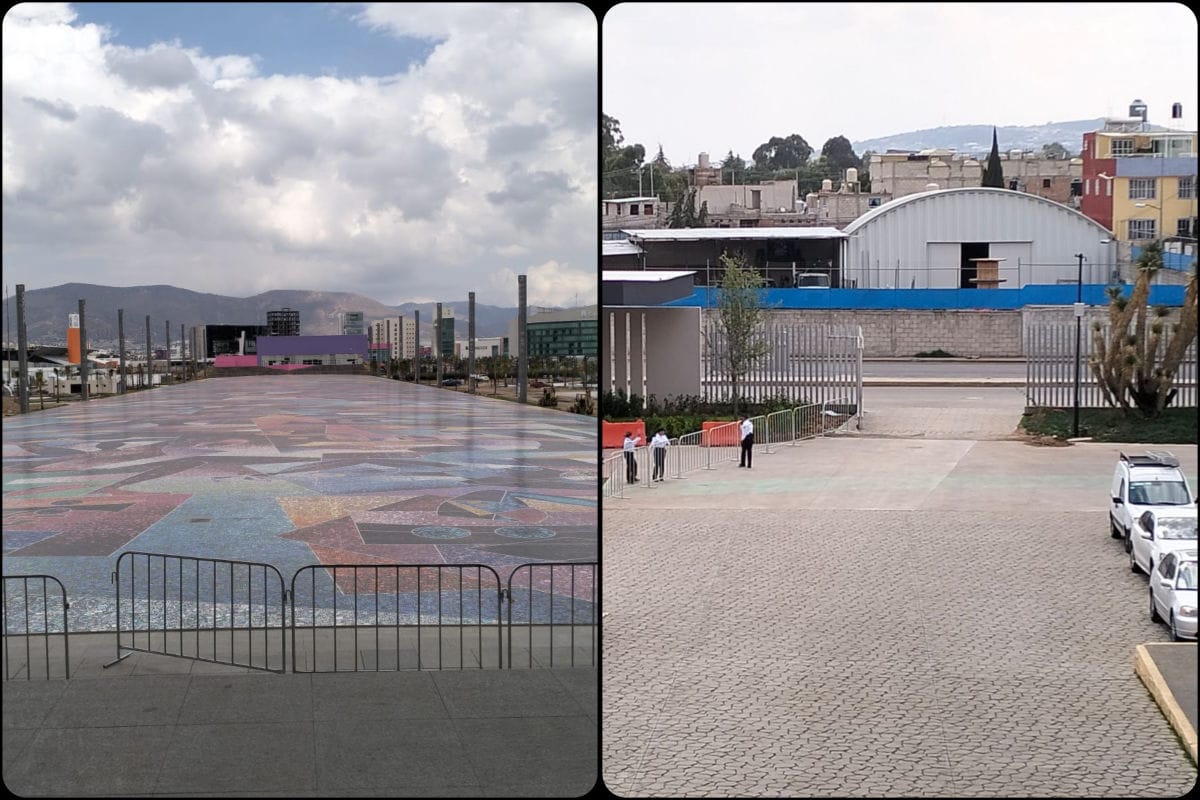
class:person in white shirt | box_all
[739,416,754,469]
[650,429,670,482]
[622,431,641,482]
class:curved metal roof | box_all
[842,187,1110,237]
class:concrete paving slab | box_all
[308,671,448,720]
[44,675,192,728]
[177,674,313,725]
[155,721,317,794]
[431,669,585,719]
[454,716,597,794]
[4,725,172,796]
[312,716,478,792]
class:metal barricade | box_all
[107,552,287,673]
[704,419,741,469]
[2,575,70,680]
[674,431,703,478]
[290,564,503,672]
[762,409,793,455]
[603,451,628,498]
[505,562,596,669]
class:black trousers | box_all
[653,448,666,479]
[740,433,754,467]
[624,450,637,481]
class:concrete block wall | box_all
[751,309,1024,357]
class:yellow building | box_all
[1082,121,1197,242]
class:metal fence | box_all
[289,564,504,672]
[1026,324,1197,409]
[703,322,862,407]
[506,562,597,669]
[107,552,287,673]
[612,398,858,496]
[3,575,70,680]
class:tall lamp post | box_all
[1072,253,1085,438]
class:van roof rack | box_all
[1120,451,1180,468]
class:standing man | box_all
[650,428,670,482]
[623,430,641,483]
[739,415,754,469]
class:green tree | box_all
[34,372,45,410]
[981,127,1005,188]
[602,113,646,198]
[752,134,812,171]
[820,135,862,175]
[708,252,772,416]
[721,150,746,174]
[1090,241,1198,417]
[1040,142,1069,160]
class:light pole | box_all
[1072,252,1085,438]
[1134,201,1163,242]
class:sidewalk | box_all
[2,634,597,797]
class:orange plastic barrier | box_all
[700,420,740,447]
[603,420,645,450]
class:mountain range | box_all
[1,284,524,347]
[851,118,1109,157]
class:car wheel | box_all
[1170,613,1181,642]
[1129,548,1141,573]
[1123,529,1132,554]
[1150,590,1162,623]
[1110,517,1122,539]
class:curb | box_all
[861,378,1026,387]
[1134,643,1198,765]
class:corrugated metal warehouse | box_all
[839,187,1116,289]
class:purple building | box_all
[256,335,368,368]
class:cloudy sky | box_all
[603,2,1198,166]
[3,2,597,307]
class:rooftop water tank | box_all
[698,152,710,169]
[925,183,939,191]
[846,167,858,184]
[821,179,833,192]
[1130,99,1147,122]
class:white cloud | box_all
[2,2,597,308]
[603,2,1198,165]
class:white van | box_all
[1110,452,1195,553]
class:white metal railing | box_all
[609,397,858,496]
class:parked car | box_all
[1149,549,1197,641]
[440,378,461,386]
[1110,452,1195,553]
[1129,507,1198,575]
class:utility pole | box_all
[468,291,476,395]
[16,285,28,413]
[435,303,444,386]
[517,275,528,404]
[165,321,171,384]
[78,299,89,401]
[414,309,420,383]
[117,309,126,394]
[145,315,152,389]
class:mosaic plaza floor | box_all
[2,376,597,632]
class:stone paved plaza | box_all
[603,436,1198,796]
[2,376,596,632]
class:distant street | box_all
[862,359,1026,380]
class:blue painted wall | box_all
[1131,245,1195,273]
[663,284,1188,310]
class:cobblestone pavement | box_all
[602,438,1198,796]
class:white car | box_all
[1149,549,1197,641]
[1110,452,1194,553]
[1129,507,1198,576]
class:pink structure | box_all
[213,355,259,368]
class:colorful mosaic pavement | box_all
[2,376,596,631]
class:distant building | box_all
[339,311,364,336]
[602,196,665,231]
[266,308,300,336]
[1079,101,1197,242]
[435,307,455,361]
[368,316,416,362]
[195,324,270,359]
[507,305,597,359]
[868,150,1082,206]
[473,335,509,358]
[256,335,367,367]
